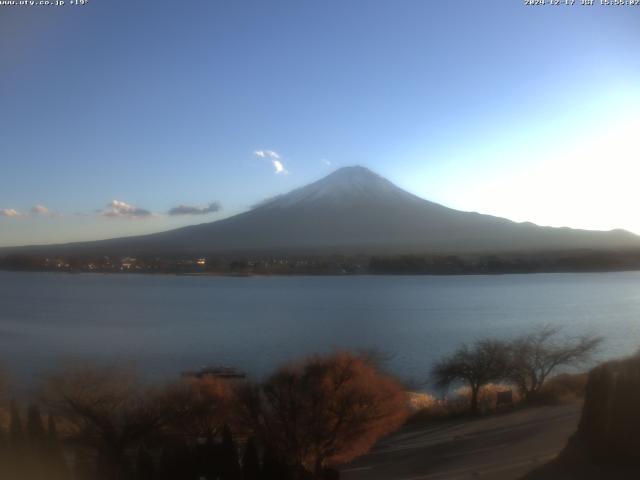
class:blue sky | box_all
[1,0,639,246]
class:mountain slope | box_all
[3,166,639,256]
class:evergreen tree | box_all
[95,449,133,480]
[241,437,261,480]
[7,401,27,480]
[73,449,98,480]
[0,424,8,479]
[320,468,341,480]
[0,422,7,453]
[47,414,60,449]
[136,447,155,480]
[220,424,242,480]
[262,445,291,480]
[9,400,25,450]
[158,442,197,480]
[27,404,46,451]
[46,414,69,476]
[199,435,222,480]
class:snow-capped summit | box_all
[258,166,419,209]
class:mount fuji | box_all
[4,166,639,256]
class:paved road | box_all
[341,403,581,480]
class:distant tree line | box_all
[369,251,640,274]
[4,249,640,276]
[0,254,366,276]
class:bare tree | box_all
[507,325,602,401]
[431,339,510,414]
[162,376,234,442]
[43,366,176,480]
[237,351,408,478]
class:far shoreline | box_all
[2,267,640,278]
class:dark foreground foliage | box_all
[524,352,640,479]
[0,352,408,480]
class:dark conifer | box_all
[6,401,29,479]
[9,400,24,450]
[220,424,242,480]
[0,424,8,478]
[158,443,197,480]
[0,422,7,452]
[262,444,291,480]
[321,468,341,480]
[45,414,69,477]
[199,435,222,480]
[47,414,60,448]
[241,437,261,480]
[136,447,156,480]
[26,404,46,451]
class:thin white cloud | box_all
[102,200,152,219]
[168,202,221,216]
[272,159,288,175]
[322,159,332,166]
[0,205,58,218]
[254,149,289,174]
[0,208,23,217]
[254,149,280,160]
[30,204,50,216]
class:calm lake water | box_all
[1,270,640,388]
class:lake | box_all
[1,270,640,389]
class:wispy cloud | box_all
[322,159,332,166]
[0,208,23,217]
[30,204,50,216]
[0,205,57,218]
[168,202,221,216]
[102,200,152,219]
[254,149,289,175]
[254,150,280,159]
